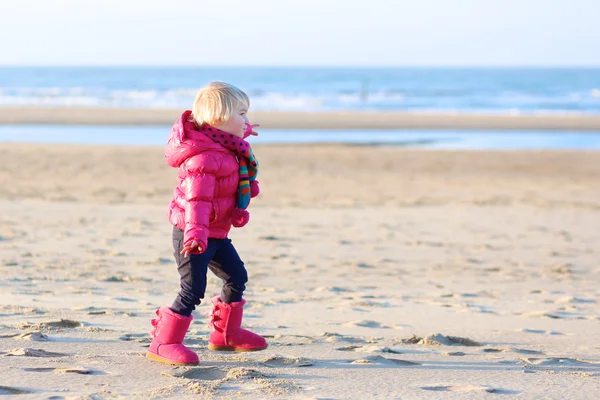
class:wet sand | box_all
[2,106,600,130]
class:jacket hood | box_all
[165,110,224,167]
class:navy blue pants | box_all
[170,226,248,317]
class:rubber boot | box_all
[146,306,199,365]
[208,296,268,352]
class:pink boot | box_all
[146,307,199,365]
[208,297,268,352]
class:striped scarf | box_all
[202,127,258,210]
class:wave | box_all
[0,87,599,113]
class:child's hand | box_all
[244,123,260,138]
[248,124,260,136]
[181,241,203,257]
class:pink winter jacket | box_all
[165,110,258,253]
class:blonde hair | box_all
[191,81,250,127]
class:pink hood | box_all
[165,110,224,168]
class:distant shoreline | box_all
[1,107,600,130]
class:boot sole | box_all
[146,351,199,365]
[208,344,268,352]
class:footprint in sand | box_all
[342,261,377,269]
[517,328,565,335]
[483,348,504,353]
[519,357,598,366]
[399,335,423,344]
[55,368,96,375]
[16,332,49,342]
[22,367,56,372]
[0,306,47,316]
[266,334,314,346]
[351,355,420,366]
[221,368,298,395]
[111,297,137,303]
[162,366,228,381]
[511,349,546,355]
[258,235,285,242]
[6,348,69,357]
[352,300,392,308]
[23,367,96,375]
[416,333,482,347]
[99,274,152,283]
[119,333,152,343]
[360,345,402,354]
[336,345,402,354]
[484,348,545,355]
[519,310,568,319]
[315,286,353,293]
[261,355,314,368]
[225,368,271,380]
[322,332,366,344]
[18,320,83,330]
[516,328,565,335]
[421,385,497,393]
[443,352,467,356]
[178,336,208,346]
[342,320,391,329]
[554,296,596,305]
[0,386,33,395]
[336,345,362,351]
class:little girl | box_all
[146,81,267,366]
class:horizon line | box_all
[1,64,600,69]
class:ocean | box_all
[1,66,599,113]
[1,67,599,149]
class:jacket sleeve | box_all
[182,153,220,252]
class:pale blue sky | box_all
[1,0,598,66]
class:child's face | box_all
[214,101,249,139]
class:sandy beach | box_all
[1,142,600,399]
[2,107,600,130]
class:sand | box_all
[1,142,600,399]
[2,107,600,130]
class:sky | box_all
[1,0,599,67]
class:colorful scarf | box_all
[202,126,258,210]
